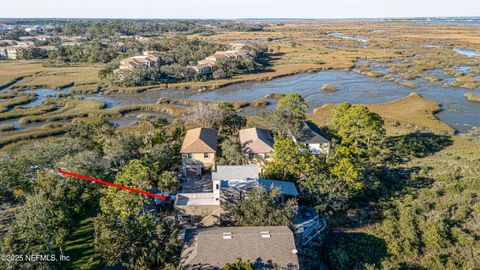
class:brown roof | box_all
[181,128,217,153]
[181,226,299,269]
[239,127,274,154]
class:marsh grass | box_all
[0,61,101,90]
[310,92,454,136]
[0,126,67,148]
[0,94,37,112]
[465,92,480,102]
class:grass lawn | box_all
[64,216,102,270]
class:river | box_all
[1,69,479,133]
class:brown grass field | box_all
[0,21,479,149]
[310,92,455,136]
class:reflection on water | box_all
[156,70,479,132]
[453,48,478,57]
[326,32,369,42]
[414,19,480,25]
[2,70,479,133]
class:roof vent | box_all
[223,232,233,239]
[292,249,298,254]
[260,231,271,238]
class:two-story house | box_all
[180,127,218,176]
[290,121,330,155]
[239,127,274,167]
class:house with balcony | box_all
[180,127,218,176]
[239,127,274,167]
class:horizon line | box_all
[0,16,479,21]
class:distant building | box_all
[290,122,330,155]
[180,127,218,176]
[115,51,159,72]
[187,43,250,75]
[180,226,300,269]
[239,127,274,166]
[0,45,32,59]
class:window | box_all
[187,153,192,159]
[248,153,254,160]
[204,153,209,158]
[264,153,270,159]
[216,184,219,190]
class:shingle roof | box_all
[212,165,259,181]
[258,179,299,197]
[294,122,329,144]
[181,226,299,269]
[181,128,217,153]
[239,127,274,154]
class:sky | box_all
[1,0,479,19]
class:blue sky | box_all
[1,0,479,19]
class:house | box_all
[175,165,298,226]
[180,128,218,176]
[190,56,217,75]
[239,127,274,165]
[0,45,32,59]
[174,193,222,226]
[290,122,330,155]
[180,226,300,269]
[212,165,298,205]
[187,43,249,75]
[115,51,159,73]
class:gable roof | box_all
[181,128,217,153]
[239,127,274,154]
[293,121,330,144]
[181,226,299,269]
[213,165,259,181]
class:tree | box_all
[219,136,244,165]
[158,171,180,193]
[217,102,246,136]
[94,213,180,270]
[183,103,224,128]
[100,159,151,219]
[229,186,297,226]
[263,137,320,181]
[95,160,181,269]
[277,93,308,123]
[1,172,87,268]
[329,146,365,187]
[224,258,255,270]
[257,93,307,137]
[103,134,144,170]
[300,170,358,213]
[331,103,385,163]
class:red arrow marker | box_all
[58,170,166,201]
